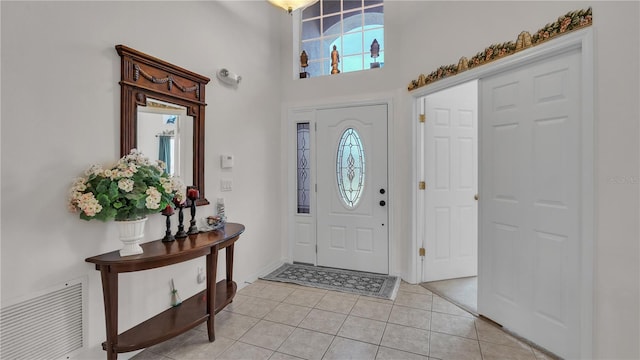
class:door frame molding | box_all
[283,94,396,275]
[410,28,594,358]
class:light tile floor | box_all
[132,280,559,360]
[421,276,477,315]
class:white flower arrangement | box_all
[69,149,185,221]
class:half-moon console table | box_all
[86,223,245,360]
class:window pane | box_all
[324,35,340,59]
[307,60,324,77]
[323,14,341,36]
[364,28,384,53]
[301,39,321,61]
[323,0,341,15]
[364,4,383,15]
[343,55,363,73]
[342,32,363,55]
[364,0,382,6]
[297,123,311,214]
[336,128,365,208]
[302,1,320,19]
[364,26,384,43]
[325,58,336,74]
[343,0,362,11]
[302,19,321,40]
[343,11,363,33]
[377,51,384,66]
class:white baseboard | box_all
[237,258,285,290]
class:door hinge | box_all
[315,122,317,131]
[419,181,426,190]
[419,114,426,123]
[315,245,318,253]
[315,184,317,192]
[419,247,426,257]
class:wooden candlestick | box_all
[175,204,187,238]
[187,199,198,235]
[186,187,199,235]
[162,213,175,242]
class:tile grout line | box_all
[429,298,435,359]
[375,321,389,358]
[279,290,338,359]
[272,292,312,359]
[229,282,296,358]
[476,319,485,360]
[139,281,552,360]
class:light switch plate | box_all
[221,179,233,191]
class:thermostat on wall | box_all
[221,154,234,169]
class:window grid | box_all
[300,0,383,77]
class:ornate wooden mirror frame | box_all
[117,44,211,205]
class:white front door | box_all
[422,81,478,282]
[478,49,582,358]
[316,104,389,274]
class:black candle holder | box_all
[187,198,198,235]
[162,213,175,242]
[175,204,188,238]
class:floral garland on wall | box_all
[407,8,592,91]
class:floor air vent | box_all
[1,281,84,360]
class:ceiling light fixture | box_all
[268,0,316,14]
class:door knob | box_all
[379,200,386,206]
[474,194,479,201]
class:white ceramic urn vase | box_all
[116,217,147,256]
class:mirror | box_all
[117,45,210,205]
[137,99,193,183]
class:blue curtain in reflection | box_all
[158,136,171,175]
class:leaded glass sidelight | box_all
[297,123,311,214]
[336,128,365,208]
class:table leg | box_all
[100,267,118,360]
[226,243,234,283]
[206,246,218,342]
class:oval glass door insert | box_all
[336,128,365,208]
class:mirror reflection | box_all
[137,99,193,186]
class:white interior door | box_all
[316,104,388,274]
[478,49,582,358]
[422,81,478,282]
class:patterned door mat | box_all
[261,263,400,300]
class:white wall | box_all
[1,1,638,359]
[1,1,285,358]
[279,1,639,359]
